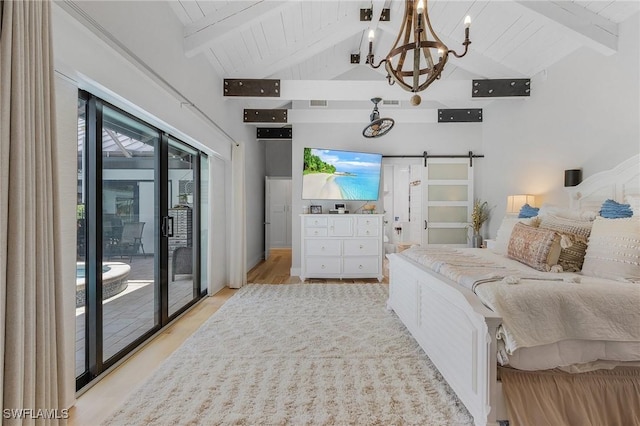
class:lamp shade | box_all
[506,194,536,214]
[564,169,582,187]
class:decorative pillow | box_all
[538,215,593,272]
[518,204,539,218]
[599,199,633,218]
[507,223,562,272]
[581,217,640,282]
[538,203,598,221]
[493,217,537,255]
[625,195,640,217]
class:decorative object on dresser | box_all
[300,214,383,282]
[310,205,322,214]
[564,168,582,187]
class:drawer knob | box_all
[359,265,363,269]
[321,264,326,269]
[366,231,370,235]
[321,246,325,250]
[359,245,363,249]
[314,231,318,235]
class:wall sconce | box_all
[506,194,535,215]
[564,169,582,187]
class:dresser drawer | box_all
[342,256,379,274]
[356,225,379,237]
[306,239,341,256]
[356,216,380,227]
[305,227,328,237]
[305,216,328,227]
[343,239,379,256]
[305,257,341,274]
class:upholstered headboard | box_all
[566,154,640,211]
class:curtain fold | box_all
[0,0,70,423]
[229,143,246,289]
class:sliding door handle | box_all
[162,216,174,237]
[424,220,428,230]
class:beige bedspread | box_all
[400,247,640,354]
[475,277,640,353]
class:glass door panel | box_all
[168,139,197,316]
[101,105,159,361]
[200,155,209,295]
[76,97,87,379]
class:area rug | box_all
[104,284,472,425]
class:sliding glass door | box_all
[76,91,206,390]
[101,105,159,361]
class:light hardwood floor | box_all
[69,248,387,426]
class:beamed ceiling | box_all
[166,0,638,115]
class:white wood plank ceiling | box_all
[169,0,638,107]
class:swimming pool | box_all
[76,262,130,307]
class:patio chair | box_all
[171,246,192,281]
[109,222,145,262]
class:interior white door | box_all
[422,158,473,247]
[265,178,292,259]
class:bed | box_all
[386,154,640,426]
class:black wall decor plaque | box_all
[224,79,280,97]
[438,109,483,123]
[244,109,288,123]
[472,79,531,97]
[257,128,292,139]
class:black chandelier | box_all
[367,0,471,106]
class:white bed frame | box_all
[387,154,639,426]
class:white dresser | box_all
[300,214,383,282]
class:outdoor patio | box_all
[76,256,194,377]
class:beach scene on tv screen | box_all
[302,148,381,200]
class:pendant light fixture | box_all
[367,0,471,106]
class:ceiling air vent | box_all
[382,99,400,107]
[309,100,328,108]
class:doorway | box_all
[264,177,292,260]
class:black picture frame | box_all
[310,205,322,214]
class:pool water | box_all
[76,264,111,279]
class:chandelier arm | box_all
[369,58,387,69]
[448,41,471,58]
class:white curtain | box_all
[0,0,71,423]
[229,143,247,288]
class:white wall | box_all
[482,12,640,238]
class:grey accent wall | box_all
[265,140,293,177]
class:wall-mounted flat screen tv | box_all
[302,147,382,200]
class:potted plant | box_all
[470,199,490,248]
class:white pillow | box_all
[581,217,640,282]
[625,195,640,217]
[538,203,597,221]
[492,216,536,255]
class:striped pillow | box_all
[507,223,562,272]
[539,215,593,272]
[581,217,640,282]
